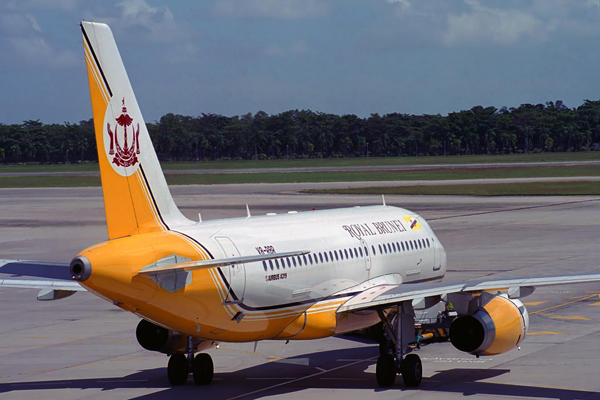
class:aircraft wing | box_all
[0,260,86,300]
[337,273,600,313]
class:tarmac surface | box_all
[1,183,600,399]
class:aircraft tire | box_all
[401,354,422,387]
[375,353,396,387]
[192,353,214,385]
[167,353,189,385]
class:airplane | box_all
[2,21,600,388]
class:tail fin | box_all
[81,21,191,239]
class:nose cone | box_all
[70,256,92,281]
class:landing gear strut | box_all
[375,303,423,388]
[167,336,214,386]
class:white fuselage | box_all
[177,205,447,313]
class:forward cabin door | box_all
[422,224,440,272]
[360,239,371,278]
[215,236,246,303]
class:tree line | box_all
[1,99,599,164]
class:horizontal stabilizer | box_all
[0,260,71,280]
[0,277,84,292]
[138,250,310,277]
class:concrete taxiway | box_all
[1,184,600,399]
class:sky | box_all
[1,0,600,125]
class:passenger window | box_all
[275,259,280,269]
[383,244,387,254]
[419,240,423,249]
[334,251,339,261]
[401,242,405,251]
[354,248,359,258]
[319,253,324,263]
[309,254,313,265]
[372,245,376,255]
[378,244,383,254]
[293,257,297,267]
[392,242,397,252]
[387,243,392,253]
[303,255,308,265]
[329,251,333,261]
[359,247,363,257]
[426,238,430,247]
[410,241,414,251]
[263,261,267,271]
[365,246,369,256]
[344,249,349,259]
[287,258,291,267]
[269,260,274,270]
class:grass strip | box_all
[0,165,598,188]
[1,151,599,173]
[304,181,600,196]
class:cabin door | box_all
[215,236,246,303]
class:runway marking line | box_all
[540,314,593,321]
[67,361,102,368]
[527,331,565,335]
[20,369,55,375]
[225,356,377,400]
[523,301,547,306]
[530,293,600,315]
[113,356,144,362]
[240,351,262,356]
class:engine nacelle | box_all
[449,295,529,356]
[136,319,183,354]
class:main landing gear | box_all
[167,336,214,386]
[375,303,423,388]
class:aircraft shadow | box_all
[1,346,598,400]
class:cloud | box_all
[0,13,78,69]
[84,0,183,44]
[0,0,81,12]
[443,2,543,46]
[212,0,330,19]
[441,0,600,46]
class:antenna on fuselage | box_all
[246,204,251,218]
[382,195,386,207]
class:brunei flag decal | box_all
[403,216,422,230]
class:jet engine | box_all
[449,295,529,356]
[136,319,184,354]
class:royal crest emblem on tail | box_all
[106,98,140,168]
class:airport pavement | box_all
[1,185,600,399]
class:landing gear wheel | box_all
[167,353,189,385]
[375,353,397,387]
[401,354,422,387]
[192,353,214,385]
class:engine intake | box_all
[136,319,183,354]
[449,295,528,356]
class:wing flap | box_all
[337,273,600,313]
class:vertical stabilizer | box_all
[81,22,191,239]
